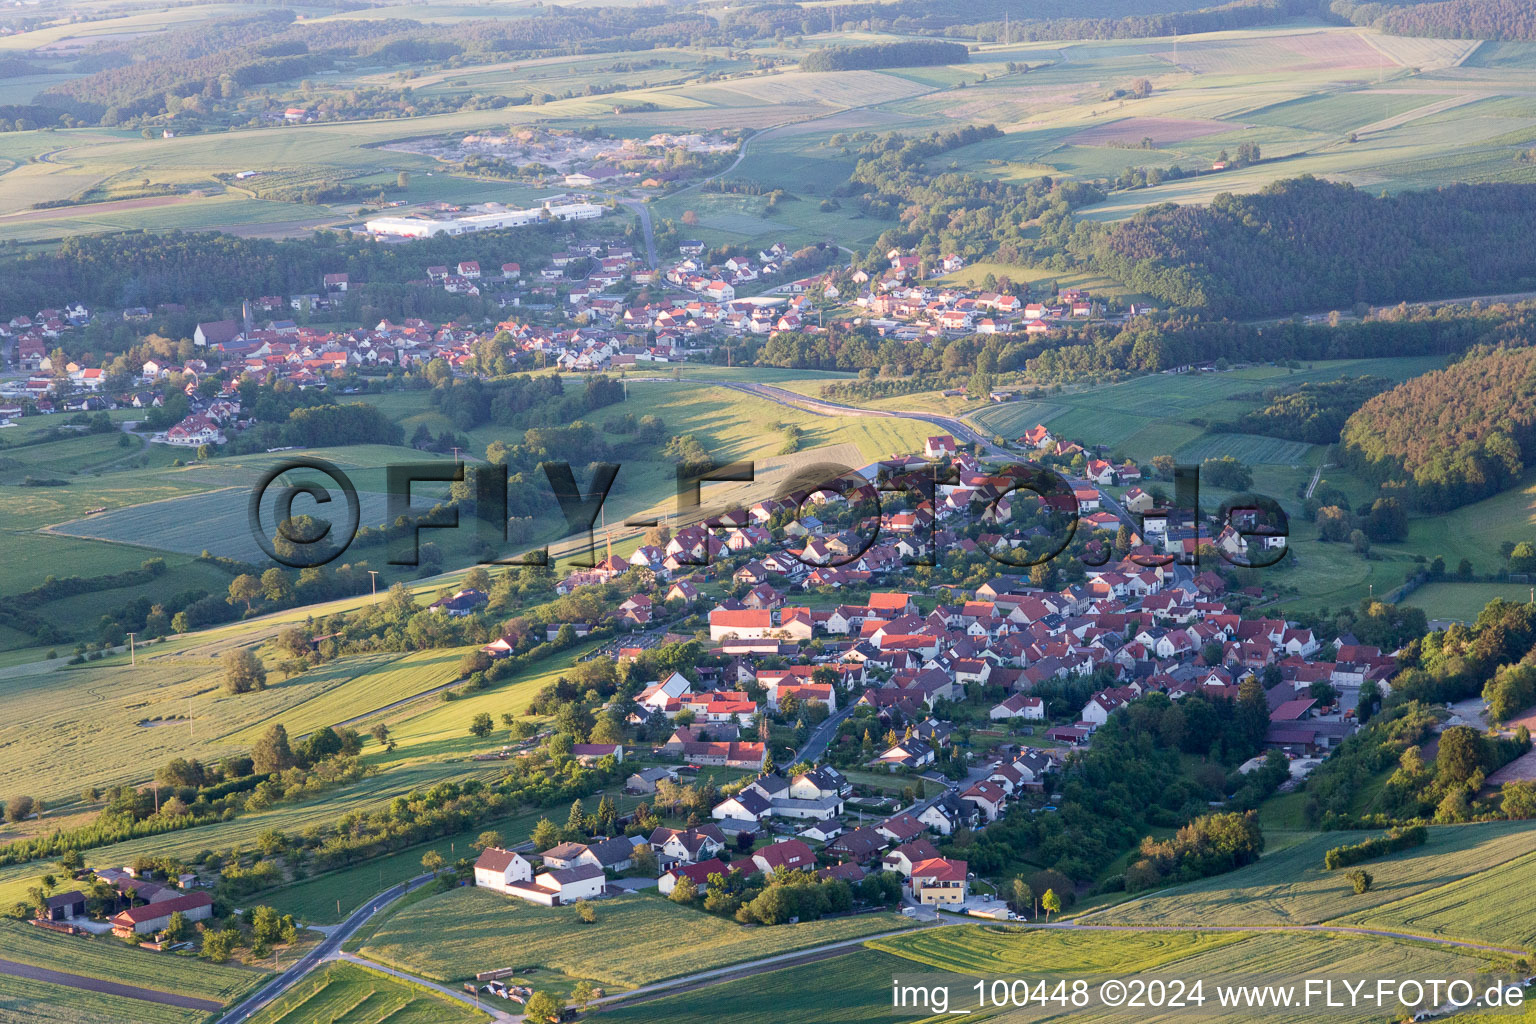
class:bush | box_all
[1323,824,1426,870]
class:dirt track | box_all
[0,956,223,1011]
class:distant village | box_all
[0,236,1141,441]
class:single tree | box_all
[575,899,597,923]
[469,712,494,738]
[226,574,262,613]
[223,648,268,695]
[251,724,295,774]
[523,991,565,1024]
[1041,888,1062,922]
[422,850,445,877]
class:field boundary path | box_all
[334,951,518,1021]
[0,956,223,1012]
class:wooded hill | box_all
[1340,344,1536,511]
[1081,177,1536,318]
[1334,0,1536,41]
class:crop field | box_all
[1090,821,1536,933]
[613,381,932,464]
[246,961,485,1024]
[868,926,1246,975]
[223,648,472,746]
[0,919,257,1004]
[1065,116,1238,146]
[0,646,446,799]
[1174,433,1314,466]
[1342,847,1536,952]
[599,948,917,1024]
[360,886,911,988]
[605,926,1519,1024]
[0,971,209,1024]
[1244,90,1447,135]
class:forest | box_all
[1333,0,1536,41]
[1078,177,1536,317]
[962,0,1316,43]
[1340,344,1536,511]
[799,40,968,71]
[1213,376,1392,444]
[0,227,560,318]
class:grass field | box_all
[1090,821,1536,936]
[971,357,1445,461]
[1402,583,1536,624]
[0,971,212,1024]
[1341,846,1536,952]
[0,919,258,1003]
[603,925,1524,1024]
[246,961,486,1024]
[359,886,911,989]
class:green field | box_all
[0,919,258,1003]
[0,971,212,1024]
[359,886,911,989]
[1403,583,1536,624]
[1342,847,1536,952]
[1089,821,1536,937]
[602,925,1525,1024]
[971,357,1445,461]
[246,961,486,1024]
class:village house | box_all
[907,857,968,905]
[473,847,534,893]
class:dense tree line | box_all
[1124,810,1265,891]
[963,0,1316,43]
[800,40,968,71]
[1340,344,1536,511]
[1079,176,1536,317]
[1334,0,1536,41]
[1019,298,1536,382]
[1214,376,1392,444]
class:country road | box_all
[211,872,440,1024]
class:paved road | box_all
[211,873,438,1024]
[619,198,658,270]
[794,701,856,763]
[0,956,223,1012]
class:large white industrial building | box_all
[365,200,604,238]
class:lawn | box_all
[245,961,487,1024]
[358,886,911,988]
[1088,820,1536,934]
